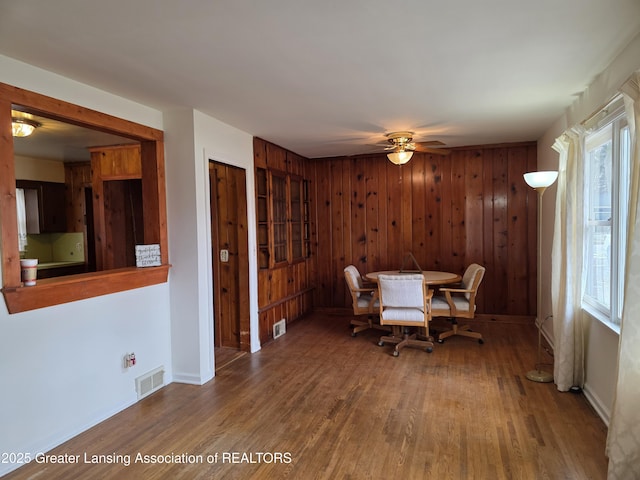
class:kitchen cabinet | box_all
[16,180,67,233]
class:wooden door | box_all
[209,162,251,351]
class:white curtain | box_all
[607,71,640,480]
[16,187,28,252]
[551,128,585,391]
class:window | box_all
[582,102,630,328]
[1,82,169,313]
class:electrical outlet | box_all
[123,352,136,368]
[220,249,229,262]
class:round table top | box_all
[365,270,461,285]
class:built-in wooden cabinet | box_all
[255,155,312,269]
[91,144,141,179]
[303,179,311,258]
[256,168,269,269]
[271,172,288,264]
[16,180,66,233]
[254,138,316,344]
[290,177,303,260]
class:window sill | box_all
[581,303,621,335]
[2,265,170,314]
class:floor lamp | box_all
[524,171,558,383]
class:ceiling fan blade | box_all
[414,140,446,147]
[365,143,392,150]
[362,132,451,156]
[414,145,451,155]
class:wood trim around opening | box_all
[1,82,170,314]
[3,266,170,313]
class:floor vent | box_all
[273,318,286,339]
[136,367,165,400]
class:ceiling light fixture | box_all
[387,149,414,165]
[12,118,40,137]
[386,131,415,165]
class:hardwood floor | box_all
[214,347,247,373]
[6,313,608,479]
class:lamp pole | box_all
[523,171,557,383]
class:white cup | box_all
[20,258,38,286]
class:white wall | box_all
[583,314,620,422]
[0,56,172,477]
[163,109,206,384]
[536,32,640,424]
[164,109,258,387]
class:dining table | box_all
[364,270,461,286]
[365,270,461,340]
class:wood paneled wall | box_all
[64,162,92,234]
[307,143,538,317]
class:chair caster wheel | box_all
[426,347,433,353]
[351,331,357,337]
[478,339,484,344]
[438,339,444,344]
[377,341,385,347]
[392,350,399,357]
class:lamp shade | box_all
[524,171,558,189]
[387,150,413,165]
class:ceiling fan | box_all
[383,131,450,165]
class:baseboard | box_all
[583,383,611,427]
[520,323,609,428]
[172,371,213,385]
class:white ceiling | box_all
[2,0,640,159]
[11,111,136,162]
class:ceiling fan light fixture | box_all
[12,118,40,137]
[387,150,413,165]
[385,131,415,164]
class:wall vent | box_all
[136,367,165,400]
[273,318,286,339]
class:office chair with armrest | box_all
[431,263,486,344]
[344,265,389,336]
[376,274,434,357]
